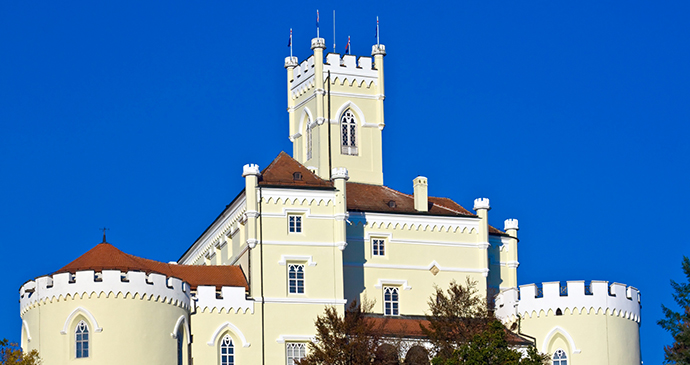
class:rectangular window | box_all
[372,238,385,256]
[286,343,307,365]
[288,264,305,294]
[288,215,302,233]
[384,287,399,316]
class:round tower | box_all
[495,280,641,365]
[19,243,193,365]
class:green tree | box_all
[299,299,393,365]
[658,256,690,364]
[0,339,41,365]
[430,320,548,365]
[420,279,493,359]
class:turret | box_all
[242,164,260,249]
[503,218,519,288]
[473,198,491,279]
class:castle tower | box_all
[285,38,386,185]
[495,281,642,365]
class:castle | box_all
[18,32,642,365]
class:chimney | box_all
[413,176,428,212]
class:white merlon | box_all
[504,219,519,231]
[495,281,642,324]
[284,56,298,68]
[311,37,326,50]
[474,198,491,211]
[331,167,349,180]
[372,44,386,56]
[242,164,260,177]
[195,285,254,314]
[19,270,191,315]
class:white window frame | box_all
[288,214,302,233]
[286,342,307,365]
[383,286,400,316]
[220,334,235,365]
[552,349,567,365]
[306,121,313,160]
[288,264,305,294]
[75,320,89,358]
[372,238,386,257]
[340,109,358,155]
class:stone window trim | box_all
[286,342,307,365]
[288,214,303,234]
[288,263,305,295]
[383,286,400,316]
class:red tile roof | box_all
[259,151,333,188]
[55,242,247,290]
[251,152,505,234]
[364,315,533,345]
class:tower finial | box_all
[100,227,109,243]
[316,9,320,38]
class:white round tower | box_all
[496,280,641,365]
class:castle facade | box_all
[19,33,642,365]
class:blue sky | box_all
[1,1,688,363]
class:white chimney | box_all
[413,176,428,212]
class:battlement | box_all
[495,280,641,323]
[195,286,254,314]
[290,53,379,97]
[474,198,491,211]
[331,167,349,180]
[19,270,192,315]
[242,163,260,177]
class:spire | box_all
[100,227,109,243]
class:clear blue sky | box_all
[1,2,688,363]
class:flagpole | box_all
[290,29,293,58]
[316,10,320,38]
[376,16,380,45]
[333,10,336,53]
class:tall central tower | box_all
[285,37,386,185]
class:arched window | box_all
[75,320,89,358]
[340,109,357,155]
[383,287,399,316]
[220,334,234,365]
[177,329,184,365]
[306,122,313,160]
[552,349,567,365]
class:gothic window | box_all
[288,264,305,294]
[552,349,567,365]
[306,122,313,160]
[286,343,307,365]
[384,286,399,316]
[220,335,234,365]
[75,320,89,358]
[372,238,385,256]
[288,215,302,233]
[177,329,183,365]
[340,109,358,155]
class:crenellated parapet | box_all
[19,270,192,315]
[290,53,379,98]
[195,286,254,314]
[495,280,641,324]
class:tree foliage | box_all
[0,339,41,365]
[658,256,690,364]
[420,279,493,359]
[430,320,548,365]
[299,299,391,365]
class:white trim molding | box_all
[60,307,103,335]
[170,315,191,344]
[334,100,367,127]
[374,279,412,291]
[276,335,318,344]
[542,326,581,354]
[257,297,347,305]
[344,260,489,276]
[207,322,251,348]
[22,320,31,342]
[279,255,317,266]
